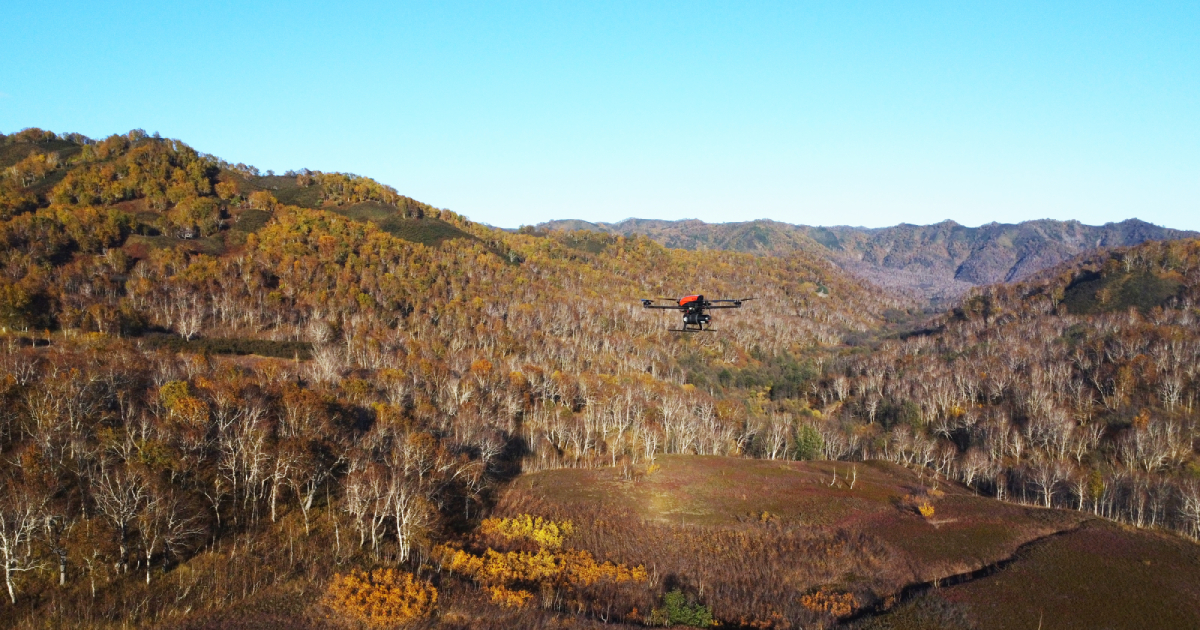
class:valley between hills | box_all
[538,217,1198,306]
[2,128,1199,629]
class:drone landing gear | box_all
[668,327,716,333]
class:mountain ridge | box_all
[537,217,1198,304]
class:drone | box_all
[641,295,755,332]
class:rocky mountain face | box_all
[538,217,1197,305]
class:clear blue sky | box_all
[3,1,1198,230]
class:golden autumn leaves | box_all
[478,513,573,548]
[799,588,857,618]
[435,515,648,610]
[323,515,648,626]
[323,568,437,627]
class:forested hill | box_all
[821,234,1200,539]
[0,128,899,343]
[538,217,1197,305]
[0,127,909,627]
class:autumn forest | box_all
[1,128,1199,629]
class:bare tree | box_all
[958,448,989,490]
[175,295,204,341]
[1075,460,1094,511]
[762,415,789,460]
[137,486,204,584]
[0,480,46,604]
[1028,454,1068,508]
[385,477,433,563]
[1069,422,1103,464]
[1159,373,1184,411]
[1181,481,1200,539]
[268,443,299,524]
[92,464,149,574]
[342,457,376,550]
[42,511,76,587]
[311,343,345,384]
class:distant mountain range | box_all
[537,218,1198,304]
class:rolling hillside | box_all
[1,127,1197,630]
[0,127,910,629]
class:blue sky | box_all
[3,1,1197,229]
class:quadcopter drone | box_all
[641,295,755,332]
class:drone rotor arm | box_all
[705,297,756,308]
[641,299,686,310]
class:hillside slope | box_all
[0,127,913,629]
[539,217,1197,304]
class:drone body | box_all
[641,294,754,332]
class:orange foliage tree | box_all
[323,568,437,627]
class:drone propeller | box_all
[641,298,686,310]
[707,297,756,307]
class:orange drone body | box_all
[640,294,755,332]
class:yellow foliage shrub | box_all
[435,544,647,589]
[436,514,646,613]
[799,588,857,618]
[488,585,534,608]
[437,545,485,577]
[324,568,437,627]
[901,494,937,519]
[479,514,574,549]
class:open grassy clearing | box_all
[1061,268,1185,314]
[230,174,477,246]
[0,139,81,168]
[509,455,1082,584]
[502,456,1200,627]
[927,519,1200,630]
[137,334,314,359]
[328,201,476,247]
[246,174,325,208]
[116,204,473,266]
